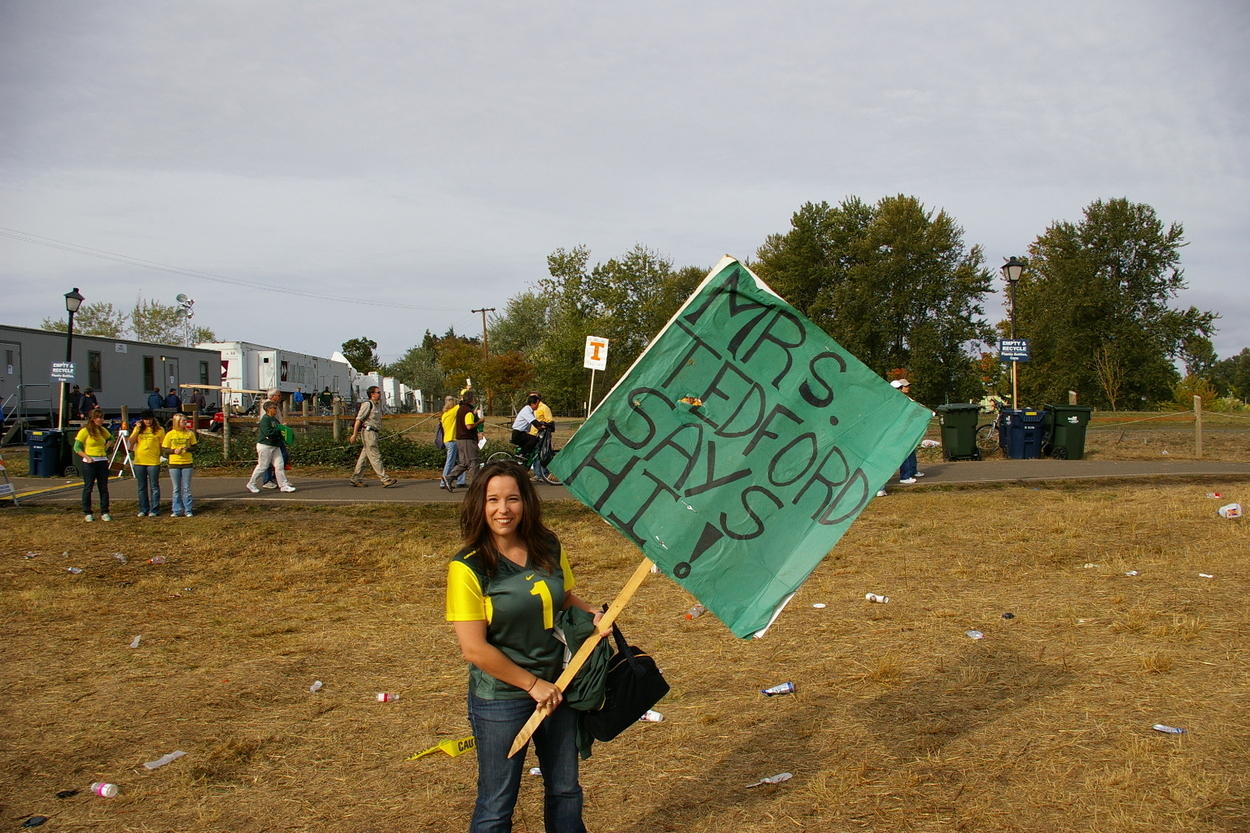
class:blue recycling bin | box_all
[998,408,1045,459]
[26,429,66,477]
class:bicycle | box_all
[974,403,1005,456]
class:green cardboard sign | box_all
[551,258,932,638]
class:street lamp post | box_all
[59,287,85,430]
[176,293,195,346]
[1001,257,1025,410]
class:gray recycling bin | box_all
[936,403,982,460]
[1044,404,1094,459]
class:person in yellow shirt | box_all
[439,394,466,491]
[161,412,198,517]
[529,393,560,485]
[73,408,113,521]
[126,410,166,517]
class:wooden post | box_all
[222,406,231,458]
[332,400,342,442]
[1194,394,1203,458]
[119,405,129,428]
[507,557,655,758]
[302,397,309,418]
[1068,390,1077,405]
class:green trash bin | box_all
[1043,404,1093,459]
[936,403,982,461]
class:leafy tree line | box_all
[41,297,216,346]
[373,196,1236,413]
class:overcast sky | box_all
[2,1,1247,366]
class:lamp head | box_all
[1001,256,1026,284]
[64,287,84,314]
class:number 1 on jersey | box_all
[529,580,554,629]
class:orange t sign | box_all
[583,336,609,371]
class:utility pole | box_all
[471,308,495,358]
[471,307,496,415]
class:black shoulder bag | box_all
[582,622,670,742]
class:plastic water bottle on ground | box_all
[90,782,119,798]
[684,604,705,619]
[761,681,796,697]
[309,680,323,693]
[865,593,890,604]
[376,692,400,702]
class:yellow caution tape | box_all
[406,735,475,761]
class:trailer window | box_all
[88,351,102,390]
[143,356,155,391]
[199,361,209,384]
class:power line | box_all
[0,226,463,312]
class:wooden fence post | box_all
[223,406,231,458]
[1193,395,1203,458]
[332,400,342,442]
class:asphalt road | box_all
[8,458,1250,510]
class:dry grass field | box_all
[1,476,1247,832]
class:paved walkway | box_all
[8,458,1250,509]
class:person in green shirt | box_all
[446,460,601,832]
[246,400,295,493]
[73,408,113,521]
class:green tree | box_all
[340,337,380,374]
[41,302,129,337]
[1180,335,1218,378]
[490,292,553,356]
[1015,198,1216,409]
[131,299,189,344]
[1209,348,1250,400]
[754,195,994,405]
[383,336,445,409]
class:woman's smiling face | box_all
[484,474,524,543]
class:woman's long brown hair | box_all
[85,408,109,440]
[459,461,558,577]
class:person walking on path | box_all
[73,408,113,521]
[348,385,397,487]
[259,389,290,488]
[246,400,296,494]
[126,410,165,517]
[445,388,482,491]
[439,394,466,491]
[446,460,602,832]
[162,412,199,516]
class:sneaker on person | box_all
[101,513,113,521]
[899,477,918,485]
[439,476,450,491]
[148,511,159,517]
[84,514,94,522]
[184,512,194,517]
[137,511,148,518]
[280,485,297,492]
[543,475,562,485]
[876,489,888,497]
[382,478,399,488]
[262,482,278,489]
[914,472,926,477]
[349,479,366,487]
[246,483,260,493]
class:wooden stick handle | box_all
[507,556,654,758]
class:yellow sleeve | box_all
[559,545,576,593]
[446,560,488,622]
[187,431,198,448]
[465,411,477,428]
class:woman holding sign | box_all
[446,460,601,832]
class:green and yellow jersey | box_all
[446,539,576,699]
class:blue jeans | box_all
[443,441,465,486]
[261,445,289,484]
[135,465,161,514]
[169,466,193,515]
[80,460,110,515]
[900,451,918,480]
[467,691,586,833]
